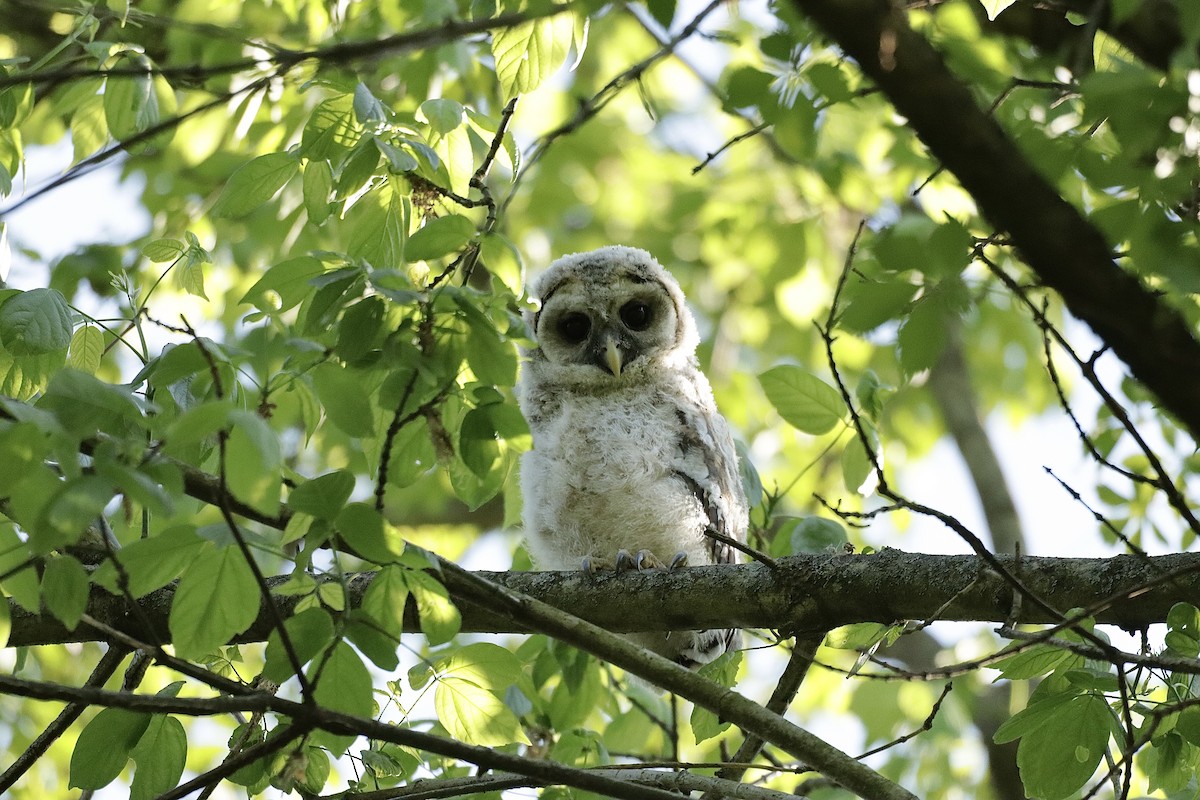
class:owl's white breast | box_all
[520,379,713,571]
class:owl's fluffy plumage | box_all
[518,245,747,668]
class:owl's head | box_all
[523,246,700,388]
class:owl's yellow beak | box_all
[604,338,623,377]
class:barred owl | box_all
[518,245,747,668]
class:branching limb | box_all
[790,0,1200,442]
[0,645,129,793]
[705,634,825,798]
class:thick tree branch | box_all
[0,674,689,800]
[11,550,1200,648]
[982,0,1187,72]
[790,0,1200,442]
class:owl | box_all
[518,245,748,668]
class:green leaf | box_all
[0,522,40,611]
[447,447,508,510]
[337,503,407,565]
[492,13,576,98]
[211,152,299,218]
[977,0,1017,22]
[301,94,357,161]
[1166,603,1200,658]
[435,675,528,746]
[455,295,517,386]
[335,295,385,361]
[785,516,847,553]
[1176,707,1200,747]
[826,622,894,650]
[41,555,89,630]
[361,564,410,637]
[994,685,1077,744]
[240,255,324,313]
[311,642,374,756]
[841,421,879,496]
[991,643,1075,681]
[433,647,528,748]
[225,411,282,515]
[353,81,387,126]
[311,363,376,437]
[439,642,523,689]
[288,470,354,519]
[406,214,474,262]
[0,81,33,129]
[839,277,918,334]
[71,95,108,162]
[66,325,104,374]
[129,715,187,800]
[459,406,501,478]
[33,475,116,554]
[141,238,185,263]
[479,232,524,294]
[1016,694,1110,799]
[69,706,151,789]
[692,651,742,743]
[897,282,968,375]
[263,606,335,683]
[98,525,208,597]
[758,365,844,434]
[303,159,334,224]
[0,288,73,356]
[419,98,465,137]
[347,177,409,269]
[103,52,159,141]
[407,569,461,645]
[169,545,262,659]
[37,368,144,437]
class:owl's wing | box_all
[671,402,749,566]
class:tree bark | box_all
[10,550,1199,647]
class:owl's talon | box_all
[668,551,688,571]
[581,556,614,573]
[615,549,636,572]
[635,549,667,571]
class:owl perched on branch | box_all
[518,246,748,668]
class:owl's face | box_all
[525,246,700,389]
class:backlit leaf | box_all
[759,365,844,434]
[169,545,261,658]
[211,152,299,218]
[0,288,72,356]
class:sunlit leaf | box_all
[169,544,261,658]
[211,152,299,218]
[758,365,844,434]
[66,325,104,374]
[0,288,72,356]
[311,642,374,755]
[492,13,576,98]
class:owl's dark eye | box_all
[620,301,653,331]
[557,312,591,344]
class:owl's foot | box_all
[581,555,614,573]
[584,550,689,573]
[623,549,689,571]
